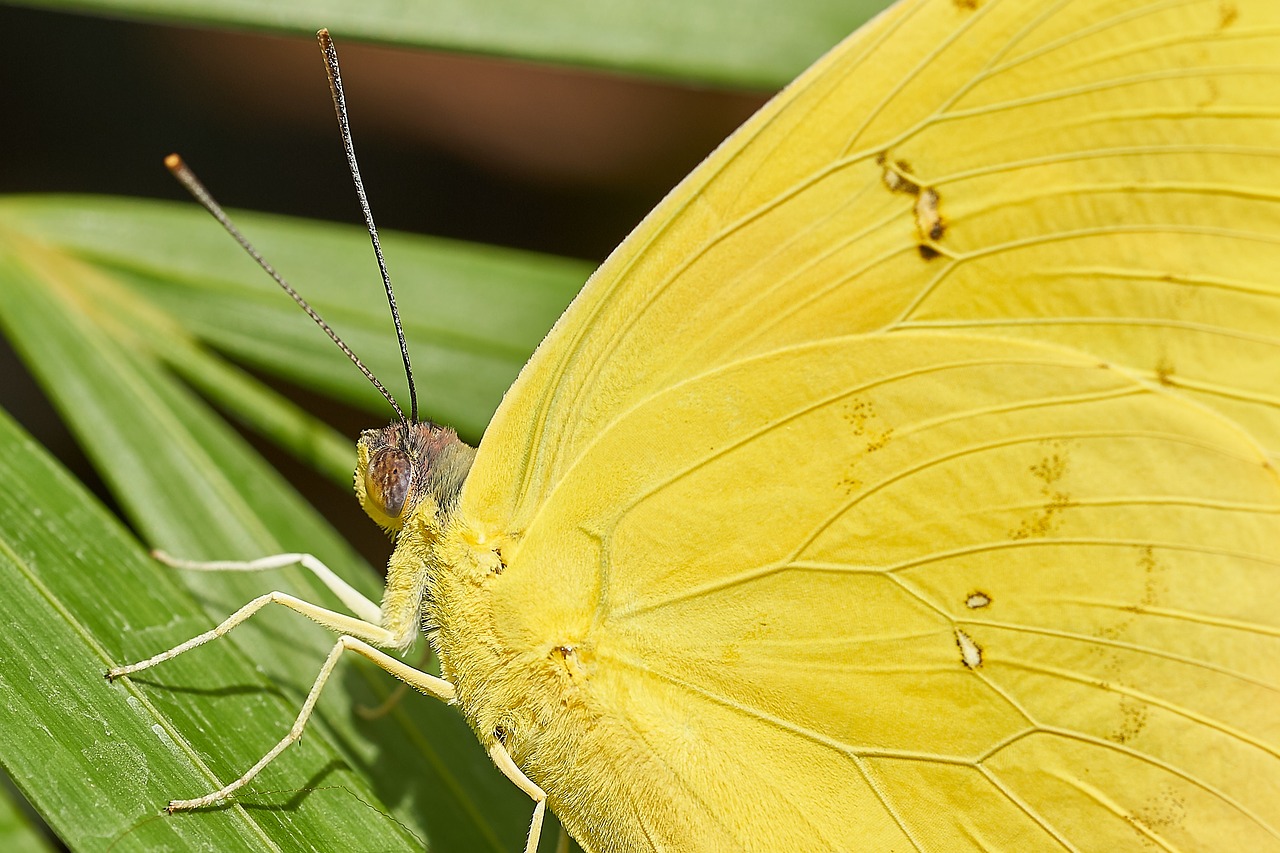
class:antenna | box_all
[317,28,419,424]
[164,153,407,422]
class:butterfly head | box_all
[355,421,477,534]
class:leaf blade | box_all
[0,195,588,444]
[0,223,543,850]
[13,0,890,86]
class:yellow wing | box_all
[439,0,1280,850]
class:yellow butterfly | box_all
[112,0,1280,850]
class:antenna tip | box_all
[317,28,331,44]
[164,153,183,171]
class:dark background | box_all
[0,5,766,256]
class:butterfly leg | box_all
[152,549,381,623]
[166,635,455,811]
[356,643,432,720]
[105,590,400,680]
[488,739,547,853]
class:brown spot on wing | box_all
[955,629,983,669]
[1108,696,1150,745]
[915,187,945,242]
[1132,786,1188,834]
[879,151,947,258]
[838,401,893,495]
[1011,445,1075,540]
[879,154,921,195]
[1220,1,1239,29]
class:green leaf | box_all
[0,202,579,850]
[10,0,889,87]
[0,408,422,851]
[0,773,55,853]
[0,195,588,452]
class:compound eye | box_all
[365,448,413,518]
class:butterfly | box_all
[110,0,1280,850]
